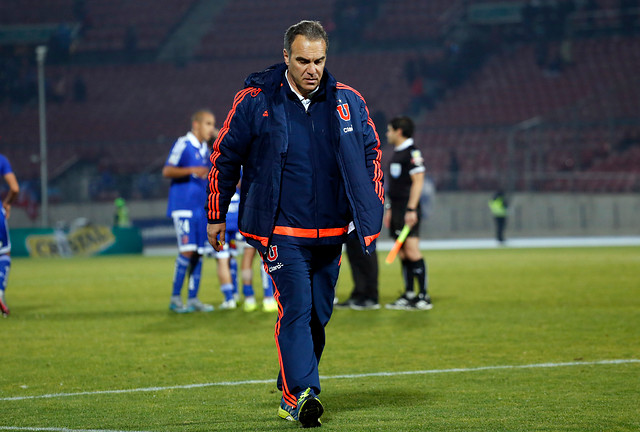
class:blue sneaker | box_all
[278,388,323,428]
[169,296,188,313]
[183,298,215,313]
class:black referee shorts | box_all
[389,206,420,239]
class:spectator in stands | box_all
[0,153,20,317]
[163,110,216,314]
[206,20,384,427]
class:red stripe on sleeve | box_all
[207,88,260,220]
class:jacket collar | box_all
[394,138,414,152]
[245,62,337,97]
[186,131,204,148]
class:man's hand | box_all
[207,222,226,252]
[383,209,391,228]
[192,166,209,179]
[2,203,10,220]
[404,210,418,228]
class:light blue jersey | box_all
[0,154,12,179]
[165,132,209,217]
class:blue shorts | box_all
[0,208,10,255]
[171,209,208,254]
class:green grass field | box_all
[1,246,639,431]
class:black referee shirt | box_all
[387,138,425,206]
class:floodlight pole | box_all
[36,45,49,227]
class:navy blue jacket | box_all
[207,63,384,254]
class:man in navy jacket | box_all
[206,20,383,428]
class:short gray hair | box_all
[283,20,329,54]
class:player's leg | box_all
[183,213,214,312]
[241,245,255,295]
[186,252,202,299]
[260,258,277,312]
[170,211,195,311]
[386,211,416,310]
[344,235,380,310]
[229,252,238,297]
[0,211,11,316]
[402,236,432,310]
[241,246,257,311]
[170,253,190,311]
[184,257,214,312]
[216,244,236,309]
[226,231,240,298]
[171,210,212,313]
[0,255,11,316]
[336,235,363,308]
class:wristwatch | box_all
[406,208,417,212]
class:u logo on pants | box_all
[263,242,342,407]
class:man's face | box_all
[283,35,326,98]
[386,125,401,146]
[193,113,216,143]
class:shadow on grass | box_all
[326,387,432,414]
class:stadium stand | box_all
[0,0,76,24]
[1,0,639,202]
[362,0,454,41]
[74,0,196,53]
[196,0,337,59]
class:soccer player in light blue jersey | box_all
[163,110,216,313]
[0,153,20,317]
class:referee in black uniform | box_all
[384,116,432,310]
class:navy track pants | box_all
[262,242,342,408]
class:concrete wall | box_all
[10,193,640,239]
[427,193,640,239]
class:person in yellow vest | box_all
[113,197,130,228]
[488,190,508,243]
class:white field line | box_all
[0,428,155,432]
[1,359,638,403]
